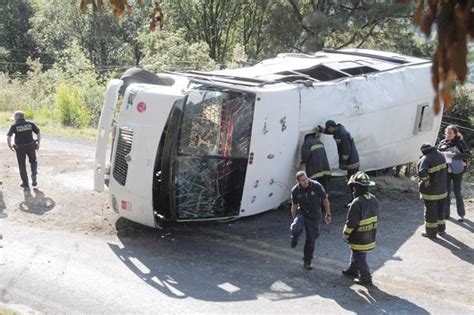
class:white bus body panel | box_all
[240,86,301,216]
[109,85,183,227]
[239,63,438,217]
[94,79,123,192]
[296,63,439,174]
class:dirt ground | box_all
[0,134,118,236]
[0,133,473,314]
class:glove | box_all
[343,233,350,243]
[316,125,324,133]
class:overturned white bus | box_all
[94,49,441,227]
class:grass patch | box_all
[0,111,96,142]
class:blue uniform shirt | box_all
[7,119,40,147]
[291,179,327,216]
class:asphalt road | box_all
[0,134,473,314]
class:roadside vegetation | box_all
[0,1,472,144]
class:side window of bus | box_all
[413,103,434,134]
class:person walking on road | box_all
[417,143,448,238]
[342,172,379,286]
[438,125,470,222]
[6,111,41,188]
[290,171,332,270]
[301,128,331,190]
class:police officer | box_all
[417,143,448,238]
[301,129,331,190]
[6,111,41,188]
[342,172,379,286]
[290,171,332,270]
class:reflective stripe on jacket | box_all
[417,146,448,201]
[343,193,378,251]
[301,135,331,179]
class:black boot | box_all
[290,238,298,248]
[303,262,313,270]
[342,269,358,278]
[421,232,437,239]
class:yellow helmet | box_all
[348,171,375,187]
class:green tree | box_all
[286,0,412,52]
[0,0,38,74]
[139,28,216,72]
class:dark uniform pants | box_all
[424,199,446,237]
[290,212,321,264]
[315,176,330,192]
[16,145,37,184]
[347,250,371,281]
[445,172,466,219]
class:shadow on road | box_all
[19,188,55,215]
[107,188,430,313]
[449,217,474,233]
[433,234,474,264]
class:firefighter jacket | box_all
[301,135,331,179]
[343,193,378,251]
[324,124,359,170]
[417,145,448,201]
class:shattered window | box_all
[174,88,255,219]
[297,65,348,81]
[340,66,378,75]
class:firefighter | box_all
[6,111,41,188]
[417,143,448,238]
[301,128,331,190]
[290,171,332,270]
[318,120,360,206]
[342,171,378,286]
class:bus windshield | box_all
[172,88,255,220]
[178,89,252,159]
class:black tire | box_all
[119,68,175,95]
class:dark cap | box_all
[325,120,336,129]
[420,142,434,154]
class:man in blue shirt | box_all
[7,111,41,188]
[290,171,332,270]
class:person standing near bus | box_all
[301,128,331,190]
[318,120,360,206]
[290,171,332,270]
[6,111,41,188]
[342,172,379,286]
[417,143,448,238]
[438,125,470,222]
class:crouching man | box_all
[342,172,379,286]
[290,171,332,270]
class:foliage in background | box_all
[438,87,474,148]
[0,0,471,135]
[139,29,216,72]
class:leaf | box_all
[434,95,441,115]
[414,0,424,25]
[109,0,128,19]
[150,2,164,32]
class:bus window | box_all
[172,88,255,220]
